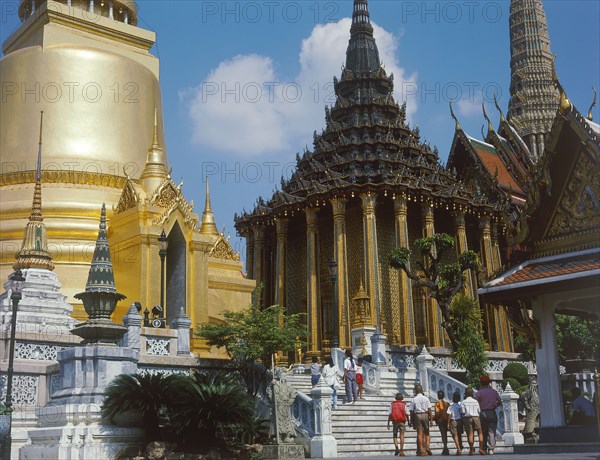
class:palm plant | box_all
[102,373,191,443]
[170,371,255,449]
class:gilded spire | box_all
[346,0,380,74]
[14,111,54,271]
[507,0,559,158]
[140,106,169,194]
[199,177,219,236]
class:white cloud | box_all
[183,19,417,157]
[457,95,484,118]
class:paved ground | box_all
[326,453,599,460]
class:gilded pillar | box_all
[306,207,320,354]
[393,197,416,345]
[274,218,288,307]
[360,192,380,328]
[491,224,502,273]
[253,226,265,287]
[480,216,494,277]
[331,197,350,348]
[454,211,476,298]
[245,230,254,279]
[491,221,513,351]
[422,204,444,347]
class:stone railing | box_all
[291,391,315,438]
[417,347,523,446]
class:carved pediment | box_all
[115,179,140,214]
[151,181,179,208]
[210,236,240,261]
[546,151,600,239]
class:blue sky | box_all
[2,0,599,263]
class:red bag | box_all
[391,400,407,423]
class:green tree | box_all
[389,233,479,351]
[556,314,600,364]
[196,285,306,395]
[450,295,489,387]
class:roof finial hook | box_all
[493,92,505,122]
[588,86,597,121]
[449,100,461,130]
[482,102,494,134]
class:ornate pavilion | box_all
[235,0,516,356]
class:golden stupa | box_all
[0,0,254,354]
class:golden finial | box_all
[151,105,160,149]
[139,106,168,193]
[588,87,597,121]
[14,111,54,271]
[493,92,506,122]
[482,102,494,134]
[551,54,571,112]
[199,176,219,236]
[449,101,461,130]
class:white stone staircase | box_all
[286,372,514,457]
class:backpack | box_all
[391,401,407,423]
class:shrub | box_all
[516,385,528,396]
[503,362,529,386]
[502,378,521,392]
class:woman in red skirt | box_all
[356,357,365,399]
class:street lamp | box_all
[328,258,339,349]
[2,268,25,460]
[158,230,168,318]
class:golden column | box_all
[305,207,320,355]
[488,219,512,351]
[480,216,494,276]
[360,192,380,328]
[422,204,445,347]
[274,217,288,307]
[331,197,351,348]
[245,230,255,279]
[393,196,416,345]
[454,211,476,298]
[491,223,502,273]
[253,226,265,287]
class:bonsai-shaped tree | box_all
[389,233,479,352]
[197,284,306,396]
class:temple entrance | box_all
[166,222,186,326]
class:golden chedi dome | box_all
[0,0,166,317]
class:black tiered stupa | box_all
[72,203,127,344]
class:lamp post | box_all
[158,230,168,318]
[2,269,25,460]
[328,259,339,349]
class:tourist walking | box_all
[461,388,484,456]
[435,390,451,455]
[410,384,433,456]
[356,357,365,399]
[310,356,321,387]
[447,392,463,455]
[343,349,359,403]
[321,357,340,409]
[388,393,409,456]
[476,375,502,455]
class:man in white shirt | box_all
[410,384,433,456]
[460,388,484,455]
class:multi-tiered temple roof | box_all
[236,0,506,229]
